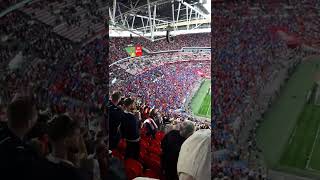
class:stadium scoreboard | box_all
[125,44,143,57]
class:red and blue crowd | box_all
[213,2,320,179]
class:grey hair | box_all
[179,120,195,138]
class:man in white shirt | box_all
[177,129,211,180]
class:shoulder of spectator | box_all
[178,172,194,180]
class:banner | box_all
[135,45,143,57]
[125,46,136,57]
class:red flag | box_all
[135,45,143,57]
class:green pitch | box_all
[190,79,211,119]
[257,57,320,178]
[280,103,320,172]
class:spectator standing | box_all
[108,92,124,150]
[122,98,140,160]
[161,120,195,180]
[46,114,89,180]
[177,129,211,180]
[0,94,39,180]
[143,109,158,139]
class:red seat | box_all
[143,169,160,179]
[144,153,161,174]
[148,145,162,155]
[155,131,165,141]
[140,139,149,150]
[112,150,124,160]
[141,136,152,143]
[125,159,143,180]
[150,139,161,147]
[139,148,147,163]
[118,139,127,152]
[140,128,147,138]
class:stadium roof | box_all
[109,0,211,41]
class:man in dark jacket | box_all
[44,114,91,180]
[0,94,39,180]
[122,98,140,160]
[108,91,125,150]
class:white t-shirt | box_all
[177,129,211,180]
[133,178,159,180]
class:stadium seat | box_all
[125,159,143,180]
[155,131,165,141]
[140,128,148,139]
[143,153,161,174]
[112,150,124,160]
[139,148,147,163]
[148,145,162,156]
[118,139,127,152]
[150,139,161,147]
[140,139,149,150]
[143,169,160,179]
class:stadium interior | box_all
[109,0,211,179]
[0,0,211,180]
[3,0,320,180]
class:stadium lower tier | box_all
[110,60,211,115]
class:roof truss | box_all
[109,0,210,42]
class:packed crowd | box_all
[213,2,320,180]
[0,0,23,12]
[0,7,111,180]
[50,36,108,107]
[0,93,109,180]
[111,60,210,113]
[21,0,107,42]
[109,44,211,179]
[0,9,107,131]
[1,8,107,107]
[113,52,210,75]
[294,4,320,46]
[108,91,211,180]
[109,33,211,63]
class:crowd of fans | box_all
[111,61,210,113]
[109,35,212,179]
[113,52,211,75]
[21,0,107,42]
[213,2,320,180]
[1,2,214,178]
[50,36,108,108]
[0,0,23,12]
[0,10,107,116]
[0,93,109,180]
[108,91,211,180]
[0,4,110,180]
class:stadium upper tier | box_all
[0,0,24,12]
[109,33,211,63]
[1,10,107,120]
[110,52,210,75]
[1,0,107,43]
